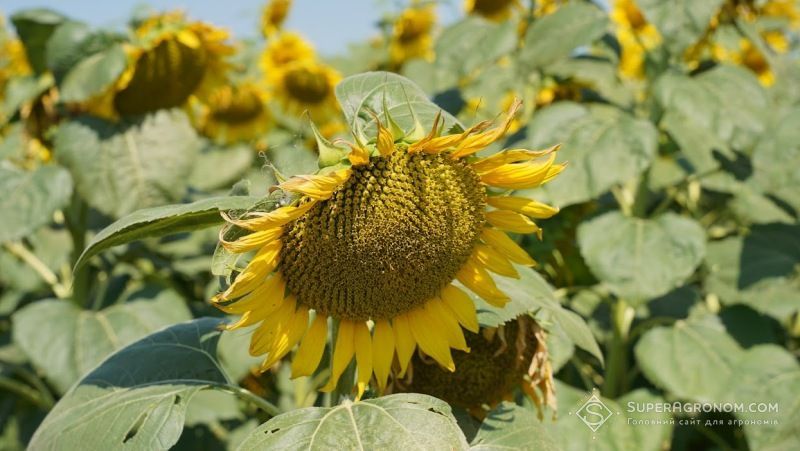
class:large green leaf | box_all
[236,394,469,451]
[1,73,54,122]
[634,314,743,402]
[44,20,124,83]
[54,110,201,218]
[27,318,234,451]
[74,195,259,271]
[435,18,517,79]
[470,402,559,450]
[59,43,127,103]
[10,8,66,74]
[525,103,657,207]
[637,0,724,54]
[470,265,603,364]
[750,107,800,212]
[12,290,192,394]
[520,2,608,69]
[577,212,706,303]
[0,164,73,243]
[188,143,254,192]
[335,71,461,139]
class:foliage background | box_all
[1,0,799,450]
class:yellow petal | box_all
[408,307,455,371]
[474,243,519,278]
[451,98,522,159]
[280,168,351,200]
[220,226,283,253]
[221,276,286,330]
[222,201,316,231]
[486,210,540,234]
[486,196,559,219]
[354,322,373,399]
[249,295,296,356]
[425,299,469,352]
[440,284,479,333]
[321,320,355,392]
[371,320,395,393]
[471,145,559,173]
[480,153,562,189]
[347,143,370,166]
[292,313,328,378]
[457,257,509,307]
[375,117,395,157]
[213,240,282,301]
[260,305,309,371]
[481,228,536,266]
[215,272,283,315]
[392,314,417,377]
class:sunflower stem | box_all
[219,384,281,417]
[2,242,70,299]
[64,194,89,306]
[0,374,54,409]
[602,298,634,399]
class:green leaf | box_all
[10,8,66,74]
[189,143,255,192]
[525,103,658,207]
[520,2,608,69]
[750,107,800,212]
[0,164,73,243]
[470,402,559,450]
[45,21,124,83]
[471,265,603,364]
[28,318,231,451]
[59,43,127,103]
[12,290,192,394]
[236,394,469,451]
[634,314,743,402]
[54,110,202,218]
[74,195,259,271]
[335,71,461,139]
[578,212,705,303]
[637,0,724,54]
[435,18,517,78]
[1,74,53,121]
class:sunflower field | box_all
[1,0,799,449]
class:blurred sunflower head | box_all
[611,0,661,79]
[86,11,234,118]
[713,38,775,86]
[0,15,32,106]
[533,0,567,17]
[260,31,315,75]
[398,315,556,417]
[195,81,272,144]
[269,59,341,121]
[212,98,565,398]
[465,0,522,22]
[261,0,293,37]
[389,3,436,65]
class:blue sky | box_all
[1,0,465,56]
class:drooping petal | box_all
[486,196,560,219]
[457,256,509,307]
[260,304,310,370]
[450,98,522,159]
[222,201,316,231]
[214,272,284,314]
[220,226,283,253]
[222,276,286,330]
[354,322,373,399]
[321,320,356,392]
[371,320,395,393]
[424,299,469,352]
[470,145,559,173]
[439,284,479,333]
[347,142,370,166]
[375,117,395,157]
[392,313,417,377]
[213,239,282,302]
[473,243,519,278]
[481,228,536,266]
[408,307,455,371]
[486,210,540,234]
[292,313,328,378]
[249,295,296,356]
[480,153,564,189]
[280,168,351,200]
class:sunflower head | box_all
[465,0,521,22]
[261,0,293,37]
[212,94,564,399]
[0,16,32,106]
[713,38,775,86]
[399,316,555,417]
[260,31,316,76]
[84,11,233,118]
[271,59,340,120]
[611,0,661,79]
[533,0,567,17]
[390,3,436,65]
[195,81,272,144]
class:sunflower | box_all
[0,16,32,108]
[261,0,293,38]
[212,98,564,398]
[398,315,556,418]
[611,0,661,79]
[269,59,341,121]
[465,0,522,22]
[194,82,272,144]
[389,3,436,66]
[259,32,316,76]
[84,11,233,119]
[713,38,776,86]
